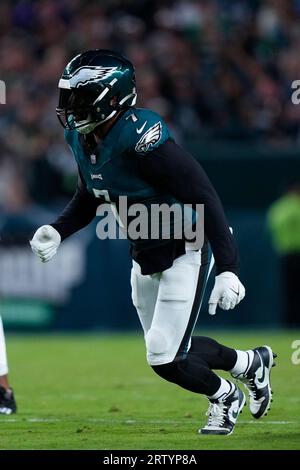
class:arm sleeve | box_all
[51,171,102,241]
[138,139,239,275]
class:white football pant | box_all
[0,315,8,376]
[131,244,213,366]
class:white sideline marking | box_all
[242,420,294,425]
[2,418,295,425]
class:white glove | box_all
[30,225,61,263]
[208,271,245,315]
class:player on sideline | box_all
[0,316,17,414]
[30,50,276,435]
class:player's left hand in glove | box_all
[208,272,245,315]
[30,225,61,263]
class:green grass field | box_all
[0,331,299,450]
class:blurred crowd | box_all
[1,0,300,211]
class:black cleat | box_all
[199,382,246,435]
[0,386,17,415]
[232,345,275,419]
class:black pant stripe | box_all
[175,243,213,360]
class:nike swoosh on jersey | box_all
[136,121,147,134]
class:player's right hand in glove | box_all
[30,225,61,263]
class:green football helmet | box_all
[56,49,137,134]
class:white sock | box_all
[230,349,254,376]
[208,378,232,400]
[0,316,9,376]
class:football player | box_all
[30,50,276,435]
[0,315,17,414]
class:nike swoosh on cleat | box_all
[136,121,147,134]
[231,409,238,419]
[256,352,266,384]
